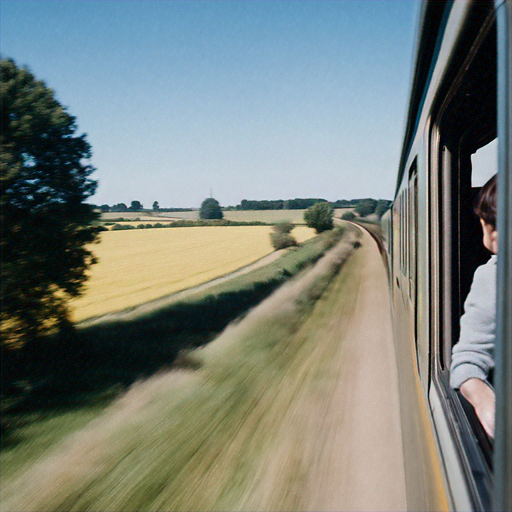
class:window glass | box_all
[471,138,497,187]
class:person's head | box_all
[474,174,498,253]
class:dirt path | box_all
[302,226,406,511]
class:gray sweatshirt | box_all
[450,255,497,390]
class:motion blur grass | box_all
[1,226,353,486]
[2,226,363,512]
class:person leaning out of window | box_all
[450,174,498,438]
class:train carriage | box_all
[384,1,512,510]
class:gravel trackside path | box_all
[302,226,406,511]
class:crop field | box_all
[71,226,316,322]
[101,208,353,225]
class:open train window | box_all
[432,3,497,506]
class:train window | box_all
[434,7,497,370]
[431,3,497,503]
[408,165,418,303]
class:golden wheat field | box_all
[101,208,353,225]
[70,226,316,322]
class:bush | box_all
[199,197,223,220]
[111,224,135,231]
[270,222,297,250]
[354,199,377,217]
[273,221,294,234]
[304,202,334,233]
[341,211,356,221]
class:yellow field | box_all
[71,226,316,322]
[101,208,354,226]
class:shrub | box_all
[270,222,297,250]
[199,197,223,219]
[341,211,356,221]
[304,202,334,233]
[273,221,294,234]
[354,199,377,217]
[111,224,135,231]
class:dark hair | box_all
[474,174,497,229]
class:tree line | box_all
[98,198,392,218]
[230,197,391,216]
[97,201,193,213]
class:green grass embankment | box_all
[2,225,364,511]
[2,225,356,484]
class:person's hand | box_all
[460,378,495,438]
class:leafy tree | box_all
[304,202,334,233]
[130,200,143,211]
[354,198,377,217]
[100,204,110,212]
[111,203,128,212]
[152,201,159,211]
[1,58,99,348]
[199,197,223,219]
[375,199,391,218]
[270,221,297,250]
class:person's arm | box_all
[450,258,496,437]
[450,260,496,388]
[460,377,496,438]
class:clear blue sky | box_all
[1,0,420,208]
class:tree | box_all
[304,202,334,233]
[354,198,377,217]
[1,58,99,348]
[270,222,297,250]
[152,201,159,212]
[199,197,223,219]
[111,203,128,212]
[375,199,391,218]
[130,200,143,211]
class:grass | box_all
[1,225,363,512]
[1,226,355,481]
[70,225,315,322]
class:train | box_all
[381,0,511,510]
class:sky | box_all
[1,0,420,209]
